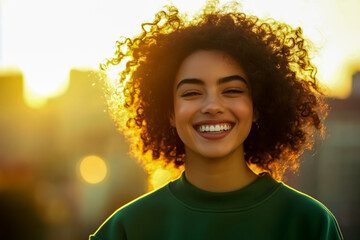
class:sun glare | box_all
[21,65,70,109]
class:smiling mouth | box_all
[195,123,233,133]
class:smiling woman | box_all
[102,3,325,181]
[90,1,343,239]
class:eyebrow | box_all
[176,75,248,90]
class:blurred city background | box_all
[0,0,359,239]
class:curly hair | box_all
[101,0,327,181]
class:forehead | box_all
[175,50,247,84]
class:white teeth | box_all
[197,124,232,133]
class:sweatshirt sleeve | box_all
[318,213,343,240]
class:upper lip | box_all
[193,119,235,127]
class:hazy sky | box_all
[1,0,359,107]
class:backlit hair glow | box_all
[101,0,328,181]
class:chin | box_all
[197,148,239,160]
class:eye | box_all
[223,89,244,95]
[181,91,201,98]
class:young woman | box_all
[90,1,343,239]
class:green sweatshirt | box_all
[90,172,343,240]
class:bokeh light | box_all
[79,155,108,184]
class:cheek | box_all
[173,102,195,144]
[174,101,196,125]
[232,98,254,120]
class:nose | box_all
[200,93,224,115]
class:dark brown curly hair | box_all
[101,0,327,181]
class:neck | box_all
[184,147,258,192]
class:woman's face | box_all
[173,50,255,160]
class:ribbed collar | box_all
[168,172,281,212]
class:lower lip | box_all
[195,127,233,140]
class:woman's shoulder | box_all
[111,183,174,220]
[276,182,333,214]
[273,182,343,239]
[90,183,174,239]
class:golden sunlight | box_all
[79,155,108,184]
[1,0,359,108]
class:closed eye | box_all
[181,91,202,97]
[223,89,244,94]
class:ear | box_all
[169,114,176,127]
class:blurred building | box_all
[292,71,360,239]
[0,70,40,165]
[318,71,360,238]
[40,69,149,239]
[0,69,148,240]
